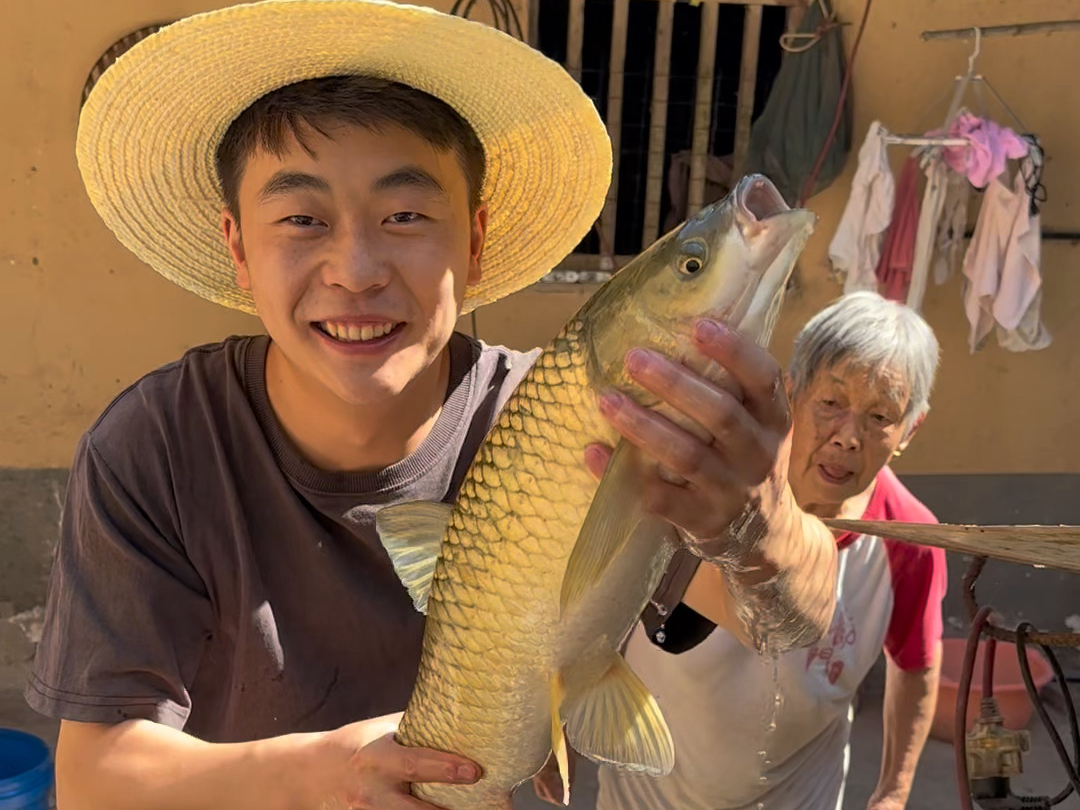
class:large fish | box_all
[375,173,816,810]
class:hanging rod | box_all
[883,135,968,147]
[922,20,1080,41]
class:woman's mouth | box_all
[817,464,855,485]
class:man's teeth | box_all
[321,322,396,342]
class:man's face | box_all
[787,360,918,516]
[222,122,486,407]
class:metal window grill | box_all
[532,0,794,283]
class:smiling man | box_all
[26,1,840,809]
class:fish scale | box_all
[398,320,609,810]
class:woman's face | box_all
[787,359,921,517]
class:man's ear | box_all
[222,209,250,290]
[467,204,488,287]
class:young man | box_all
[27,1,839,808]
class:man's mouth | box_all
[314,320,403,344]
[817,464,855,485]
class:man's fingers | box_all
[691,319,790,433]
[379,737,481,786]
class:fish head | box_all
[639,172,816,347]
[585,173,816,395]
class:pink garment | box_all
[874,156,922,302]
[941,112,1029,189]
[961,156,1051,353]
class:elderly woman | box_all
[583,291,948,810]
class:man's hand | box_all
[313,712,482,809]
[53,712,480,810]
[866,791,907,810]
[588,317,791,553]
[530,747,577,806]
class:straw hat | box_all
[76,0,612,315]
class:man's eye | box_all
[285,215,320,227]
[388,212,423,224]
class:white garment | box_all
[595,536,893,810]
[906,153,949,313]
[961,157,1051,353]
[933,168,971,286]
[828,121,895,294]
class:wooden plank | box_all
[731,4,762,180]
[526,0,541,47]
[822,520,1080,577]
[696,0,801,5]
[687,1,720,216]
[641,0,675,250]
[554,253,639,272]
[566,0,587,83]
[600,0,630,265]
[922,20,1080,40]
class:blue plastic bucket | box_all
[0,729,53,809]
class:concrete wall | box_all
[2,0,1079,641]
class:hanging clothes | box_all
[961,155,1051,354]
[993,155,1052,352]
[874,155,921,302]
[829,121,895,294]
[941,111,1029,189]
[933,167,971,286]
[906,153,950,313]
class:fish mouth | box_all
[737,174,791,223]
[729,175,817,344]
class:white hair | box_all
[788,291,940,426]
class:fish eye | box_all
[680,257,703,275]
[677,240,708,277]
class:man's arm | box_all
[55,714,479,810]
[867,645,942,809]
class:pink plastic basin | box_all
[931,637,1056,743]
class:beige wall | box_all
[473,0,1080,476]
[2,0,1078,474]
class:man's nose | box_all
[322,224,391,292]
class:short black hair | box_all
[214,74,486,217]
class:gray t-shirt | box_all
[26,331,540,742]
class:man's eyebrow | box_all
[258,171,331,202]
[373,166,447,197]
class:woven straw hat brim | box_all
[76,0,612,315]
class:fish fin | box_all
[549,673,572,806]
[563,653,675,777]
[374,501,453,614]
[559,441,644,613]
